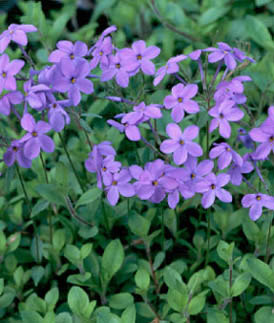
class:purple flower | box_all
[53,58,93,106]
[164,83,199,122]
[19,113,55,159]
[197,173,232,208]
[237,128,254,149]
[177,156,214,193]
[100,51,135,88]
[122,40,160,75]
[130,160,177,203]
[0,91,23,115]
[249,124,274,160]
[90,36,113,70]
[209,100,244,138]
[3,140,32,168]
[107,116,141,142]
[48,101,70,132]
[23,80,50,109]
[0,54,24,92]
[227,153,253,186]
[160,124,203,165]
[101,156,121,186]
[153,55,187,86]
[49,40,88,63]
[242,193,274,221]
[0,24,37,53]
[214,76,251,104]
[209,143,243,170]
[104,169,135,206]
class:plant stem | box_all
[265,212,273,263]
[15,164,40,262]
[229,262,233,323]
[58,132,84,192]
[39,153,53,244]
[205,211,211,266]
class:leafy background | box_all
[0,0,274,322]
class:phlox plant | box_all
[0,22,274,322]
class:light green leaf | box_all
[101,239,124,283]
[35,184,65,206]
[247,258,274,292]
[128,214,150,237]
[135,269,150,290]
[199,7,230,26]
[231,273,251,297]
[68,286,89,317]
[56,313,73,323]
[109,293,134,310]
[76,188,102,208]
[121,304,136,323]
[254,306,274,322]
[246,15,273,48]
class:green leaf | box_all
[68,286,89,317]
[53,229,66,252]
[64,244,81,265]
[255,0,272,6]
[31,266,45,287]
[247,258,274,292]
[109,293,134,310]
[76,188,102,208]
[199,7,230,25]
[0,287,16,308]
[80,243,93,259]
[56,313,73,323]
[254,306,273,322]
[167,289,187,312]
[188,294,206,315]
[231,272,251,297]
[164,266,187,294]
[21,311,44,323]
[217,240,234,264]
[0,279,3,295]
[245,15,273,48]
[121,304,136,323]
[45,287,59,310]
[101,239,124,283]
[207,308,229,323]
[128,214,150,237]
[31,199,49,218]
[0,230,6,254]
[35,184,65,206]
[135,269,150,290]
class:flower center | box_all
[269,136,274,142]
[211,184,216,189]
[115,63,121,69]
[178,97,183,103]
[52,103,57,109]
[9,30,13,35]
[191,173,196,179]
[220,113,224,119]
[137,54,142,60]
[2,72,6,78]
[256,195,261,201]
[32,131,38,137]
[12,146,18,152]
[226,147,231,152]
[70,54,74,59]
[99,51,103,56]
[179,139,185,145]
[71,78,76,84]
[152,180,158,186]
[102,167,107,172]
[112,180,118,186]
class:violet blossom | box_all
[197,173,232,209]
[160,124,203,165]
[209,142,243,170]
[0,24,37,53]
[19,113,55,159]
[49,40,88,63]
[208,99,244,138]
[242,193,274,221]
[249,124,274,160]
[3,140,32,168]
[164,83,199,122]
[0,91,23,116]
[0,54,24,92]
[227,153,253,186]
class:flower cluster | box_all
[1,23,274,223]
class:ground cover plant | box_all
[0,1,274,323]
